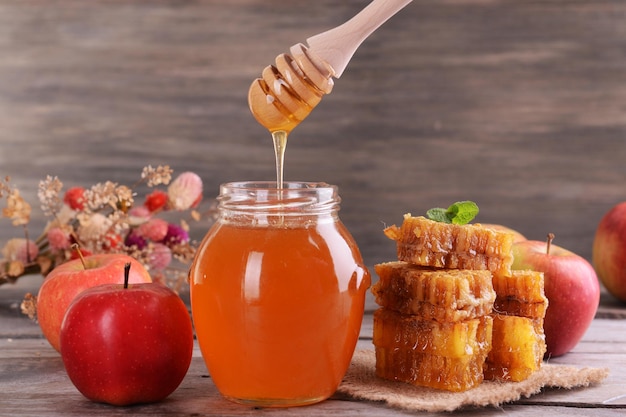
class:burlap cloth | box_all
[337,349,609,412]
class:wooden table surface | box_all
[1,277,626,416]
[1,0,626,415]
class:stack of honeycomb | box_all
[372,262,496,391]
[372,214,547,391]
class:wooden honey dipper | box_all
[248,0,413,134]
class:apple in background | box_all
[37,253,152,352]
[60,264,194,406]
[481,223,527,243]
[593,202,626,302]
[512,235,600,357]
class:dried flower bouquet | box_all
[1,165,212,295]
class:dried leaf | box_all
[20,292,38,321]
[37,256,53,276]
[7,260,25,277]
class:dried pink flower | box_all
[47,227,71,251]
[128,205,151,227]
[2,238,38,263]
[163,223,190,245]
[125,230,147,250]
[167,172,203,211]
[1,239,20,260]
[137,218,169,242]
[149,243,172,271]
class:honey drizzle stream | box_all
[272,130,288,190]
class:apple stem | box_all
[546,233,555,255]
[124,262,131,289]
[71,243,87,269]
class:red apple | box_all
[512,236,600,357]
[481,223,527,243]
[37,253,152,352]
[593,202,626,301]
[60,264,193,406]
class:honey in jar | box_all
[189,181,371,407]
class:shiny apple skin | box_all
[512,240,600,357]
[593,202,626,302]
[60,282,193,406]
[37,254,152,352]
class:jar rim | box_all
[217,181,340,216]
[221,181,336,191]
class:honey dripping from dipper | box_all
[248,44,334,189]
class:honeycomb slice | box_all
[384,215,514,276]
[372,261,495,322]
[484,314,546,382]
[375,346,490,392]
[492,270,548,319]
[373,308,493,358]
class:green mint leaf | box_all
[448,200,479,225]
[426,201,479,225]
[426,207,451,223]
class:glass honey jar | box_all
[189,181,370,407]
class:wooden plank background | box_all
[0,0,625,274]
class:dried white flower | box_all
[76,212,113,243]
[84,181,118,211]
[38,176,63,216]
[2,188,31,226]
[142,165,173,187]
